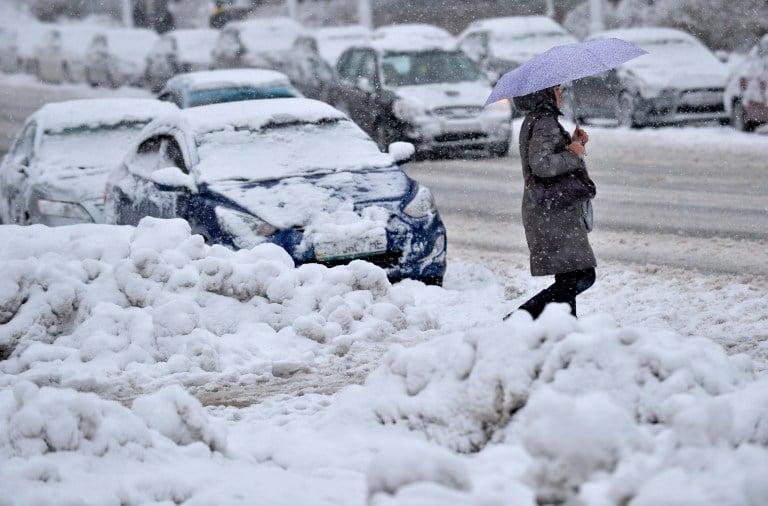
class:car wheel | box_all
[617,92,639,128]
[86,68,99,87]
[731,100,754,132]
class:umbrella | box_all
[485,38,648,105]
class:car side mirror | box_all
[149,166,197,193]
[356,77,373,93]
[388,141,415,164]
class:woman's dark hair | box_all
[513,86,558,113]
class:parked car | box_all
[104,98,446,285]
[158,68,303,108]
[724,34,768,132]
[562,27,729,128]
[211,17,335,101]
[2,23,49,75]
[0,98,177,226]
[314,24,372,68]
[84,28,158,87]
[35,25,101,83]
[457,15,577,83]
[145,28,220,93]
[330,29,512,157]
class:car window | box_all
[381,50,482,86]
[128,135,163,176]
[337,49,365,80]
[9,121,35,164]
[359,52,377,83]
[161,137,187,173]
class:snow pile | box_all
[352,305,768,503]
[0,218,433,398]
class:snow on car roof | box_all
[589,27,703,46]
[166,69,292,91]
[372,23,456,52]
[171,97,346,135]
[225,17,308,52]
[464,15,568,35]
[35,98,177,132]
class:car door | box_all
[0,120,35,224]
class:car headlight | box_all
[403,184,437,218]
[393,97,428,121]
[215,207,277,249]
[36,199,92,221]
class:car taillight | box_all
[740,77,748,91]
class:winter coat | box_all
[514,88,597,276]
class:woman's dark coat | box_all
[514,88,596,276]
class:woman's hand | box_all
[567,140,586,158]
[573,125,589,145]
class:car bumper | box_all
[403,115,512,152]
[636,89,727,124]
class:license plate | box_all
[683,91,718,106]
[443,120,481,133]
[314,228,387,261]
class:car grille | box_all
[432,106,483,119]
[317,250,402,269]
[434,131,489,143]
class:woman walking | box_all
[507,85,596,320]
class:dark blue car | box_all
[104,98,446,285]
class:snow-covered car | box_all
[457,15,577,83]
[724,34,768,132]
[562,27,729,128]
[157,68,303,108]
[145,28,220,93]
[84,28,158,87]
[35,25,101,83]
[210,17,335,101]
[0,98,177,226]
[313,24,372,68]
[104,98,447,284]
[330,31,512,157]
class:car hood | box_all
[621,55,729,90]
[394,80,491,111]
[34,165,110,204]
[205,167,410,229]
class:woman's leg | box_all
[517,267,596,319]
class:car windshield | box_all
[196,118,394,184]
[38,120,148,168]
[188,86,298,107]
[381,50,482,86]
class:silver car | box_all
[0,98,177,226]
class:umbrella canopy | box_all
[485,37,647,105]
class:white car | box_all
[313,24,372,68]
[211,17,334,101]
[35,25,101,83]
[724,34,768,132]
[158,68,303,108]
[84,28,158,88]
[0,98,177,226]
[331,27,512,157]
[563,27,729,127]
[458,15,577,82]
[372,23,456,49]
[2,23,49,75]
[144,28,220,93]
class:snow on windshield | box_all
[195,119,393,184]
[38,122,147,170]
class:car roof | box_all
[165,69,293,91]
[462,15,568,35]
[223,16,311,51]
[161,98,347,136]
[588,27,702,45]
[371,23,456,52]
[33,98,177,132]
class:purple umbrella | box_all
[485,37,648,105]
